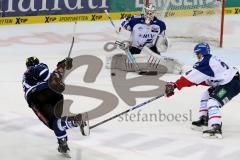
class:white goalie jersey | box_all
[121,14,166,50]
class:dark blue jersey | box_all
[22,63,50,103]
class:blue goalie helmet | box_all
[194,43,211,56]
[26,56,39,67]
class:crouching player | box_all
[164,43,240,138]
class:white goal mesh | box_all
[145,0,224,48]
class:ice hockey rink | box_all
[0,15,240,160]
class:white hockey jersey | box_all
[121,14,166,49]
[176,55,238,89]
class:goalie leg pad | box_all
[142,46,184,74]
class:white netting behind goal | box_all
[145,0,224,48]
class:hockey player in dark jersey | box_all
[22,56,89,156]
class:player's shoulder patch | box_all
[35,63,48,72]
[133,15,141,18]
[38,63,48,68]
[133,14,144,19]
[152,17,166,29]
[193,55,214,77]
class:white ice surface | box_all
[0,15,240,160]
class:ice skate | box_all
[75,112,90,136]
[191,115,208,131]
[58,138,71,158]
[202,124,222,139]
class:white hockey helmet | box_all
[143,3,156,24]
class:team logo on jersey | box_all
[193,62,200,68]
[217,88,227,98]
[142,34,154,39]
[151,26,159,33]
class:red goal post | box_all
[144,0,225,48]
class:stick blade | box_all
[138,71,158,75]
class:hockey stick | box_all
[67,22,77,58]
[104,9,119,33]
[115,41,158,75]
[67,37,75,58]
[90,94,164,129]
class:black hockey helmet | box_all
[26,56,39,67]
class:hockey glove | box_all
[48,71,65,93]
[165,82,177,97]
[65,57,73,70]
[57,57,73,70]
[118,41,131,51]
[207,86,215,94]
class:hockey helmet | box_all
[194,43,211,56]
[143,3,156,24]
[26,56,39,67]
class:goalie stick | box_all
[90,94,164,129]
[115,41,158,75]
[104,9,119,33]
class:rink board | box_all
[0,7,239,26]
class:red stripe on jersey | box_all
[209,116,222,120]
[199,109,208,112]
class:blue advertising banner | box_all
[1,0,109,17]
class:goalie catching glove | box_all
[154,35,170,53]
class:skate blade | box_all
[81,120,90,136]
[81,113,90,136]
[202,133,223,139]
[191,125,208,132]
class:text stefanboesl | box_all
[0,0,109,17]
[118,109,193,123]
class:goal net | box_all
[145,0,224,48]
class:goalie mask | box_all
[144,3,156,24]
